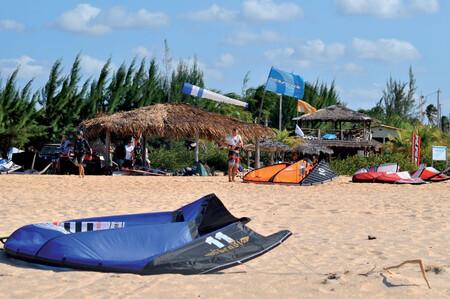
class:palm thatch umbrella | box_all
[80,103,274,165]
[295,143,334,155]
[293,105,372,122]
[243,139,290,153]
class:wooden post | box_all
[368,121,372,140]
[194,133,199,163]
[142,135,147,168]
[340,121,343,140]
[255,137,261,168]
[363,121,367,140]
[105,129,111,167]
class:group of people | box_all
[60,131,92,177]
[58,127,244,181]
[112,138,149,169]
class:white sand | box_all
[0,175,449,298]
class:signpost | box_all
[432,146,448,167]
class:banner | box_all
[297,100,317,114]
[265,67,305,99]
[411,133,421,166]
[182,83,248,108]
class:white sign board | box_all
[432,146,448,161]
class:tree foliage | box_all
[0,50,341,156]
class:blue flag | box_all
[265,67,305,99]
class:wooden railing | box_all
[300,128,371,141]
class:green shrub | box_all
[150,141,194,171]
[149,140,229,172]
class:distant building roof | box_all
[293,105,372,122]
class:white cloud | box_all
[133,46,152,58]
[0,19,25,31]
[336,0,440,18]
[242,0,302,21]
[225,30,281,45]
[264,47,295,61]
[215,53,235,68]
[410,0,440,13]
[79,55,115,75]
[299,40,346,62]
[186,4,238,22]
[56,4,109,34]
[264,40,346,68]
[264,47,309,68]
[352,38,420,62]
[341,63,364,74]
[0,56,44,79]
[55,4,168,35]
[104,7,169,28]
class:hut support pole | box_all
[142,136,147,168]
[363,121,367,140]
[194,134,200,163]
[105,129,111,167]
[255,137,261,168]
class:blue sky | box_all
[1,0,449,115]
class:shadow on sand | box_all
[380,273,419,288]
[0,249,73,273]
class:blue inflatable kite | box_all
[2,194,291,274]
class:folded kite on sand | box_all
[243,160,337,185]
[2,194,291,275]
[352,163,450,184]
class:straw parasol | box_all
[243,139,290,153]
[80,103,274,165]
[295,143,334,155]
[293,105,372,122]
[81,103,274,142]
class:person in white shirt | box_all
[226,128,244,182]
[123,140,135,169]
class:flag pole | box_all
[279,94,282,130]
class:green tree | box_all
[39,56,86,141]
[0,69,43,154]
[425,104,438,125]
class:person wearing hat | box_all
[73,131,92,178]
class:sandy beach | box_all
[0,175,449,298]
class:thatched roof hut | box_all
[293,105,372,122]
[80,103,274,143]
[243,139,290,153]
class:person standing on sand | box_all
[226,128,244,182]
[73,131,92,178]
[123,139,135,169]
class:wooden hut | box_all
[293,105,381,156]
[80,103,274,166]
